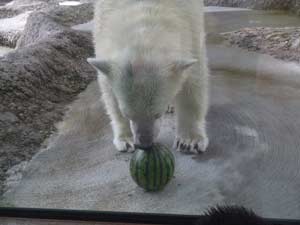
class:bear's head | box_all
[88,50,196,148]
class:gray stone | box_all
[4,0,58,13]
[0,112,18,123]
[0,3,96,195]
[0,30,21,48]
[291,38,300,49]
[17,3,93,48]
[222,27,300,63]
[204,0,295,11]
[0,11,31,47]
[0,8,18,19]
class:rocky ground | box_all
[0,11,30,48]
[0,0,93,47]
[205,0,300,63]
[0,1,96,195]
[222,27,300,63]
[205,0,300,15]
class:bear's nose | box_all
[134,135,153,149]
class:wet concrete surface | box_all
[3,71,300,219]
[2,6,300,220]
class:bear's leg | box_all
[100,80,134,152]
[174,66,209,154]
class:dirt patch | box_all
[0,3,96,195]
[204,0,300,15]
[222,27,300,63]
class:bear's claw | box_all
[173,136,209,154]
[114,137,135,152]
[166,105,174,114]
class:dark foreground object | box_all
[196,206,266,225]
[0,206,299,225]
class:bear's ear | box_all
[172,58,198,74]
[87,58,111,75]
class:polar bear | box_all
[88,0,209,154]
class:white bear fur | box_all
[91,0,209,153]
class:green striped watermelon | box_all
[130,144,175,192]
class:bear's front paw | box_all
[113,137,134,152]
[173,134,209,154]
[166,105,174,114]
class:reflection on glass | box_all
[0,0,300,222]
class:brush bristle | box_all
[195,206,267,225]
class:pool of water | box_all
[59,1,82,6]
[0,46,13,56]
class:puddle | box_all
[0,11,31,32]
[59,1,82,6]
[0,46,13,56]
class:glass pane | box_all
[1,218,142,225]
[1,0,300,222]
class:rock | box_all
[50,2,94,26]
[0,2,96,195]
[0,8,19,19]
[4,161,28,193]
[17,3,93,48]
[291,38,300,50]
[204,0,298,13]
[4,0,57,13]
[0,112,18,123]
[0,11,30,47]
[0,30,21,48]
[222,27,300,63]
[16,11,65,48]
[0,0,12,6]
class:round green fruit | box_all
[130,144,175,192]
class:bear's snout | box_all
[131,120,160,149]
[134,134,154,149]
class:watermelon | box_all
[130,144,175,192]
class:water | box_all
[0,46,13,56]
[59,1,82,6]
